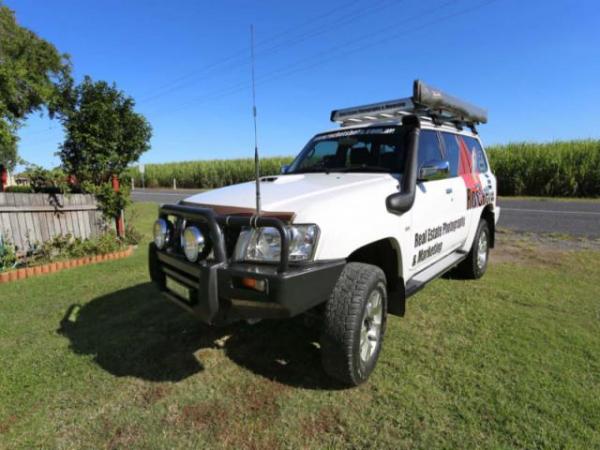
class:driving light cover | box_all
[182,226,205,262]
[234,224,319,263]
[153,219,170,249]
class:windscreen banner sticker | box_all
[412,216,466,266]
[313,127,396,141]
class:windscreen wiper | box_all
[331,166,390,173]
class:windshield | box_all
[287,126,407,174]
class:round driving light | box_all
[183,226,205,262]
[153,219,169,249]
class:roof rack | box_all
[330,80,487,131]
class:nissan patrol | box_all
[149,80,500,386]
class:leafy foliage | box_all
[20,164,71,193]
[0,235,16,271]
[58,76,152,185]
[0,3,71,169]
[33,232,125,263]
[487,140,600,197]
[3,185,33,193]
[81,180,131,221]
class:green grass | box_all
[1,203,599,448]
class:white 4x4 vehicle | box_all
[149,80,500,386]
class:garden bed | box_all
[0,246,134,283]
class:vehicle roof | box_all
[316,118,482,140]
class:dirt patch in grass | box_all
[139,384,172,406]
[492,228,600,267]
[0,415,18,434]
[301,407,346,436]
[181,400,229,431]
[173,378,289,448]
[105,424,141,450]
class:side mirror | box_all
[281,165,290,174]
[418,160,450,182]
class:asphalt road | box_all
[132,190,600,238]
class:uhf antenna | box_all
[250,24,261,216]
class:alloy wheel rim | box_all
[477,232,488,270]
[359,289,383,366]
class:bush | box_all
[30,232,126,266]
[124,156,294,189]
[487,140,600,197]
[3,185,33,193]
[21,165,73,193]
[0,237,17,272]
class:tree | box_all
[58,76,152,185]
[0,3,71,169]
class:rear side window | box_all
[417,130,443,170]
[462,136,489,173]
[441,132,460,177]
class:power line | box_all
[138,0,396,105]
[150,0,494,117]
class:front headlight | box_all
[234,224,319,263]
[153,219,170,249]
[182,226,205,262]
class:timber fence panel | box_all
[0,193,105,253]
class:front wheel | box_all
[456,219,490,279]
[320,262,387,386]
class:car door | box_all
[455,134,495,240]
[439,131,471,246]
[408,129,467,274]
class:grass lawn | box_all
[1,203,599,449]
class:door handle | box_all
[446,188,453,194]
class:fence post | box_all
[0,165,7,192]
[173,178,177,190]
[112,174,125,238]
[131,178,135,190]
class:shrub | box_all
[4,185,33,193]
[0,237,17,272]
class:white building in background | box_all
[6,170,15,186]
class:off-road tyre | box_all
[456,219,490,279]
[320,262,387,386]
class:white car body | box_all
[184,121,499,286]
[149,80,499,385]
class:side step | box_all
[406,251,467,298]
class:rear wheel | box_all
[320,262,387,386]
[456,219,490,279]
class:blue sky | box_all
[6,0,600,168]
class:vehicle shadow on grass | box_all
[58,282,343,389]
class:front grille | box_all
[223,226,241,258]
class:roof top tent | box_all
[330,80,487,132]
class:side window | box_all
[417,130,442,170]
[441,132,460,177]
[463,136,488,173]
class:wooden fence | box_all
[0,193,105,252]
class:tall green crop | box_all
[123,140,600,198]
[487,140,600,197]
[124,156,294,189]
